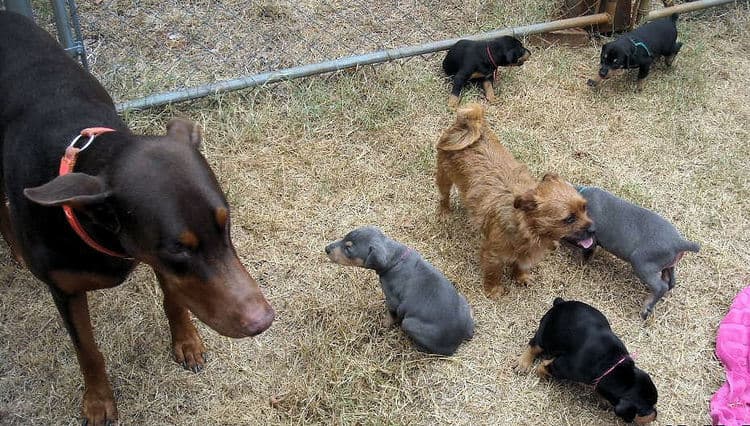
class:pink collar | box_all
[592,353,634,388]
[486,44,498,68]
[59,127,131,259]
[486,44,499,81]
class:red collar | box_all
[486,44,499,80]
[59,127,131,259]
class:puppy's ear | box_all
[436,104,484,151]
[600,43,609,63]
[614,399,637,423]
[514,189,537,212]
[365,244,387,270]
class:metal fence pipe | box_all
[646,0,735,20]
[116,13,611,111]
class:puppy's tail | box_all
[680,239,700,253]
[553,297,565,306]
[436,103,484,151]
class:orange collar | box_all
[59,127,131,259]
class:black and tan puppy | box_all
[325,226,474,355]
[588,15,682,91]
[518,298,658,425]
[442,36,530,107]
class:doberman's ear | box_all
[364,244,387,270]
[167,118,202,147]
[24,173,111,207]
[514,189,537,212]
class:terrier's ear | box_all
[514,189,537,212]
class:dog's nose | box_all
[325,244,332,254]
[240,304,275,337]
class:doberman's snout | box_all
[240,303,275,336]
[325,244,332,255]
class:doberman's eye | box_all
[166,241,190,256]
[564,214,577,224]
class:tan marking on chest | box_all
[470,72,489,79]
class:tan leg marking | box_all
[517,344,543,372]
[537,358,554,378]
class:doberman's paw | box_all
[173,333,206,373]
[81,385,118,426]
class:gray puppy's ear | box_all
[365,243,387,269]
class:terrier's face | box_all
[514,174,594,246]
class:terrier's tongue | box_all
[579,237,594,249]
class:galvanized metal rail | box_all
[110,0,736,111]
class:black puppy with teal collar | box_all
[588,15,682,91]
[325,226,474,355]
[518,298,658,425]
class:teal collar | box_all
[628,37,652,57]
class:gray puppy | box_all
[325,226,474,355]
[571,186,700,319]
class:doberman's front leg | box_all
[50,288,117,425]
[159,274,206,373]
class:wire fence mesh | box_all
[17,0,578,103]
[7,0,716,107]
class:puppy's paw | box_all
[447,95,459,108]
[382,311,398,328]
[516,355,534,373]
[640,308,653,320]
[536,359,554,378]
[586,78,598,88]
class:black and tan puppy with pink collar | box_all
[518,298,658,425]
[326,226,474,355]
[443,36,531,107]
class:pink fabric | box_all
[711,286,750,425]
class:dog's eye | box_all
[564,214,577,224]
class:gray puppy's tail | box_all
[681,240,700,253]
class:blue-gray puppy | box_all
[571,186,700,319]
[325,226,474,355]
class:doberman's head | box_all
[24,119,274,338]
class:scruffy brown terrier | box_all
[435,104,594,297]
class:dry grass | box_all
[1,2,749,425]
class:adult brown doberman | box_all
[0,11,274,424]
